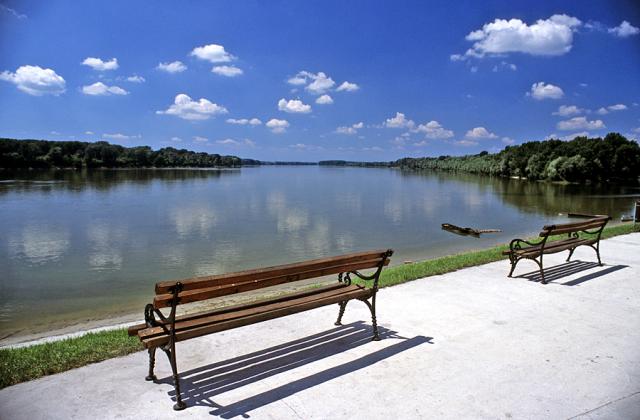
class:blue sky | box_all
[1,1,639,161]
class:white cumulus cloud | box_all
[82,57,119,71]
[226,118,262,125]
[336,81,359,92]
[287,71,336,95]
[455,14,581,59]
[608,20,639,37]
[82,82,128,96]
[266,119,290,133]
[102,133,140,140]
[278,98,311,113]
[157,61,187,73]
[212,65,243,77]
[156,93,228,120]
[126,75,145,83]
[552,105,583,116]
[190,44,235,63]
[596,104,628,115]
[607,103,627,111]
[529,82,564,100]
[465,126,497,139]
[336,122,364,135]
[413,121,454,139]
[316,94,334,105]
[306,72,335,95]
[385,112,415,129]
[557,117,605,131]
[216,138,255,147]
[0,65,66,96]
[287,75,307,85]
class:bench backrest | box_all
[153,249,393,309]
[539,216,610,237]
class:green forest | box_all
[0,138,242,168]
[395,133,640,183]
[2,133,639,183]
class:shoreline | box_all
[0,226,637,389]
[0,279,334,349]
[1,221,637,349]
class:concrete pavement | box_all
[1,233,639,419]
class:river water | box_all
[0,167,637,340]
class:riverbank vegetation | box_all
[3,133,638,182]
[396,133,640,183]
[0,138,241,168]
[1,222,638,389]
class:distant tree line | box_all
[395,133,640,183]
[319,160,392,167]
[0,139,242,168]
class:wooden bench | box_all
[503,216,610,284]
[127,249,393,410]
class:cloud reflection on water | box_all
[87,224,126,271]
[8,225,70,265]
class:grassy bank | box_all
[1,222,638,389]
[377,222,639,288]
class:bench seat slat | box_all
[153,257,389,309]
[503,235,600,256]
[140,283,362,339]
[155,249,390,294]
[141,285,372,348]
[127,282,348,337]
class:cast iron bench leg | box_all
[566,247,576,262]
[162,345,186,411]
[359,297,380,341]
[334,301,348,326]
[535,256,546,284]
[145,347,157,381]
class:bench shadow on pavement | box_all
[516,260,629,285]
[159,321,432,418]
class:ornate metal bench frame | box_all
[506,220,608,284]
[138,249,393,410]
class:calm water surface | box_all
[1,167,637,339]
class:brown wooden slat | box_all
[505,237,596,257]
[518,239,596,257]
[139,284,366,340]
[142,287,372,348]
[126,282,348,337]
[153,257,389,308]
[543,222,608,236]
[155,249,390,294]
[505,238,578,255]
[540,217,609,236]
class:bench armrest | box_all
[342,250,393,290]
[507,237,546,254]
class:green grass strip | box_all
[376,222,639,289]
[1,222,638,389]
[0,328,142,389]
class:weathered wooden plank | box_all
[153,257,389,308]
[540,217,609,236]
[155,249,390,294]
[517,239,595,257]
[142,287,372,348]
[139,284,366,340]
[126,282,348,337]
